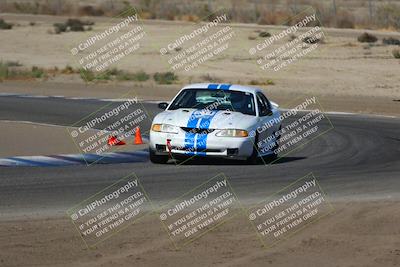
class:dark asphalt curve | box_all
[0,95,399,216]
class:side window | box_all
[257,93,269,117]
[260,93,272,110]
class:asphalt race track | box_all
[0,95,399,216]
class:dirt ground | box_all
[1,201,399,267]
[0,14,399,116]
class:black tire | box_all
[272,125,281,157]
[149,149,169,164]
[246,133,259,164]
[264,127,280,162]
[268,152,278,161]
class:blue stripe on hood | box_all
[184,110,218,156]
[196,110,218,156]
[184,110,203,155]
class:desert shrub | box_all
[108,68,122,76]
[289,34,297,41]
[249,79,274,86]
[77,68,149,82]
[69,23,84,32]
[383,37,400,46]
[266,79,275,85]
[153,72,178,84]
[259,31,271,38]
[130,71,149,81]
[47,66,59,75]
[29,22,36,26]
[66,19,85,32]
[116,70,150,81]
[303,36,321,44]
[31,66,45,78]
[53,19,93,34]
[3,68,26,79]
[94,72,111,81]
[79,69,95,82]
[248,35,257,40]
[5,61,22,67]
[0,62,9,79]
[357,33,378,43]
[0,19,12,30]
[0,62,45,80]
[53,22,67,34]
[62,65,76,74]
[393,49,400,59]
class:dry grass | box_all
[249,79,275,86]
[0,0,399,30]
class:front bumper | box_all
[149,130,254,159]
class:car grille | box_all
[171,146,222,153]
[180,127,215,134]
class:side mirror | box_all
[260,109,273,117]
[158,102,168,110]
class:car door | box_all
[256,92,279,154]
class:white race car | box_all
[149,83,281,163]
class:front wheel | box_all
[263,129,280,162]
[272,126,281,157]
[246,133,260,164]
[149,149,169,164]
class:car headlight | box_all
[215,129,248,137]
[151,124,179,134]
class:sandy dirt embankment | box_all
[0,201,399,267]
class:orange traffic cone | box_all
[134,127,143,145]
[107,135,126,146]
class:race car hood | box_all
[153,109,257,130]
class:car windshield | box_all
[168,89,256,116]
